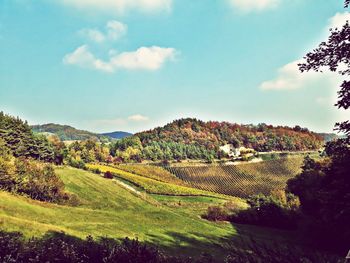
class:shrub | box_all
[104,171,113,179]
[67,158,86,169]
[230,192,300,229]
[14,159,69,203]
[0,156,71,204]
[162,159,170,166]
[90,167,101,174]
[204,206,229,221]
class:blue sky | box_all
[1,0,349,133]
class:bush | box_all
[90,167,101,174]
[204,206,229,221]
[203,201,241,222]
[13,159,70,203]
[162,159,170,166]
[0,154,71,204]
[230,192,300,229]
[104,171,113,179]
[203,191,300,230]
[67,158,86,169]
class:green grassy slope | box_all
[0,167,235,257]
[0,167,298,258]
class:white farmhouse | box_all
[220,144,241,158]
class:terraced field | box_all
[165,157,304,198]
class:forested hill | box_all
[136,118,324,152]
[31,124,111,142]
[101,131,133,139]
[31,124,132,142]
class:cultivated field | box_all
[165,156,304,198]
[87,164,241,200]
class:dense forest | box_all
[137,118,323,151]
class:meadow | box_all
[0,166,296,259]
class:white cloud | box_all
[328,12,350,29]
[259,60,339,91]
[260,12,350,91]
[80,20,127,43]
[106,21,127,40]
[229,0,280,13]
[111,46,176,70]
[63,45,176,72]
[60,0,172,14]
[63,45,114,72]
[128,114,149,121]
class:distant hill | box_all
[31,123,132,142]
[31,123,109,142]
[101,131,133,139]
[316,133,339,142]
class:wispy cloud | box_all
[260,12,349,91]
[228,0,280,13]
[79,20,127,43]
[328,12,350,29]
[60,0,172,14]
[259,60,339,91]
[63,45,176,72]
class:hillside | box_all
[136,118,323,152]
[0,167,278,259]
[316,133,339,142]
[109,118,325,162]
[101,131,133,139]
[31,124,132,142]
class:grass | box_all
[0,166,300,259]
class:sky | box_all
[1,0,349,133]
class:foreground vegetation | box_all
[0,230,341,263]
